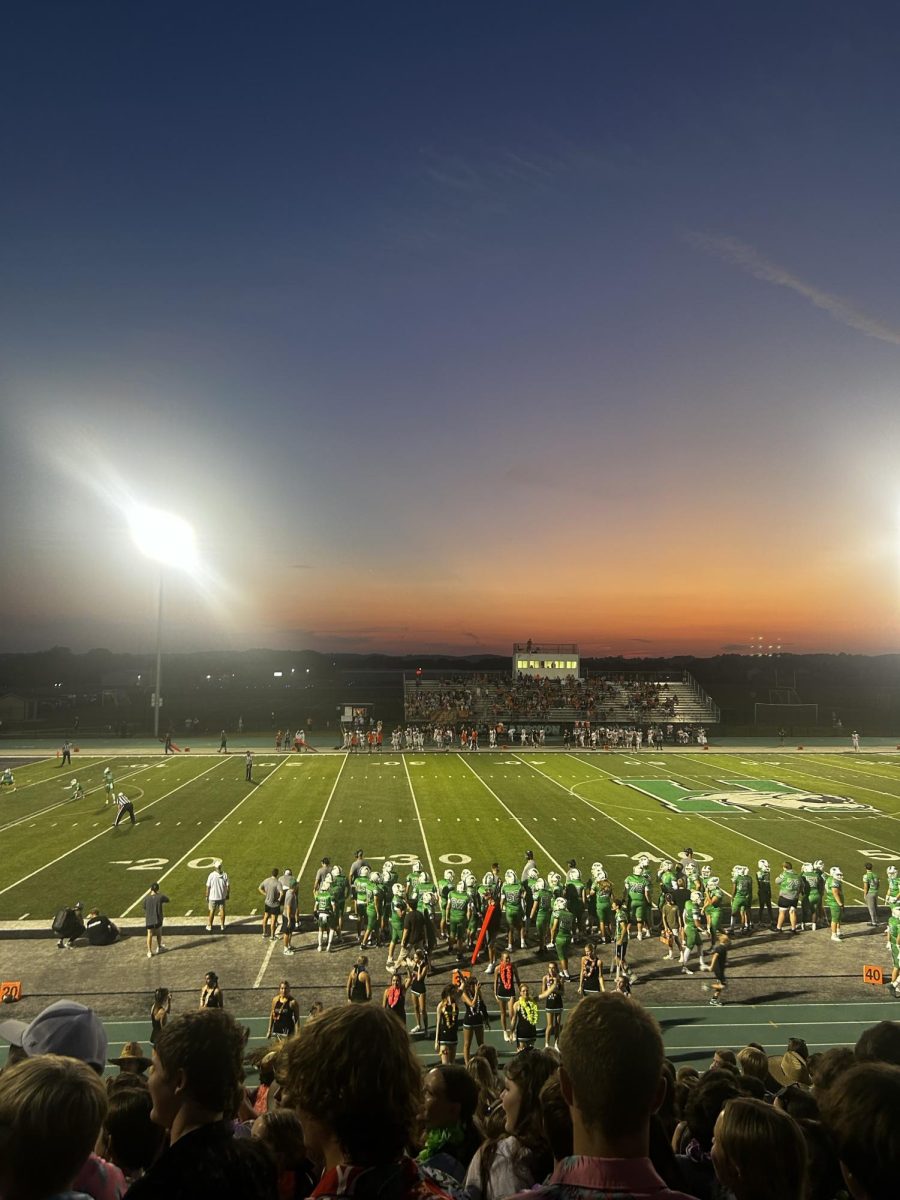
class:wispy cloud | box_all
[686,232,900,347]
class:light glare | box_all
[128,504,198,572]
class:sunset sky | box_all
[2,2,899,658]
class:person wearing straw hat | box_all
[109,1040,153,1076]
[767,1049,812,1089]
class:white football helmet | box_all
[412,860,422,873]
[71,778,78,786]
[383,860,394,875]
[888,866,898,878]
[660,859,673,873]
[567,868,580,882]
[701,865,712,878]
[553,897,567,912]
[690,890,703,904]
[892,906,900,919]
[369,871,381,884]
[455,879,467,894]
[758,859,769,871]
[523,865,539,881]
[482,872,496,888]
[548,871,561,888]
[594,868,607,882]
[418,871,428,883]
[392,883,403,897]
[814,859,825,872]
[830,866,843,879]
[534,877,546,891]
[591,861,603,876]
[802,863,813,874]
[708,877,720,888]
[358,865,369,879]
[322,873,333,888]
[444,869,455,883]
[504,869,517,885]
[637,855,649,870]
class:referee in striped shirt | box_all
[114,791,136,827]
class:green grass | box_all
[2,749,899,921]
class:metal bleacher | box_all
[403,671,720,728]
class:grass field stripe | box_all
[0,759,228,900]
[117,756,295,917]
[253,937,278,989]
[456,755,565,872]
[0,760,156,834]
[401,755,438,883]
[293,752,350,891]
[523,755,673,858]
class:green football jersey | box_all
[554,910,574,938]
[502,882,523,911]
[625,874,646,901]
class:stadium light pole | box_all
[127,505,199,741]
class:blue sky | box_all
[1,2,899,656]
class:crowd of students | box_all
[1,992,898,1200]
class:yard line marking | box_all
[516,754,673,858]
[18,913,28,920]
[254,937,278,989]
[117,757,293,918]
[0,759,228,900]
[402,756,438,882]
[457,756,564,872]
[293,754,350,890]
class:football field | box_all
[2,746,899,923]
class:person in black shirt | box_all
[708,933,730,1007]
[129,1009,276,1200]
[84,909,119,946]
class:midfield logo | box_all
[625,778,876,815]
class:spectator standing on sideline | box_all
[218,729,228,753]
[259,869,283,940]
[206,862,230,932]
[114,791,136,827]
[246,750,254,783]
[507,993,698,1200]
[60,739,72,766]
[164,728,173,754]
[143,882,169,957]
[349,848,370,884]
[125,1009,277,1200]
[281,880,298,955]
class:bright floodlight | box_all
[127,504,198,572]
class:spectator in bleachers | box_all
[277,1003,455,1200]
[418,1064,482,1183]
[126,1008,276,1200]
[250,1109,318,1200]
[673,1070,740,1199]
[0,1054,109,1200]
[808,1045,855,1093]
[100,1076,167,1187]
[464,1049,558,1200]
[507,994,695,1200]
[818,1062,900,1200]
[710,1097,807,1200]
[853,1018,900,1065]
